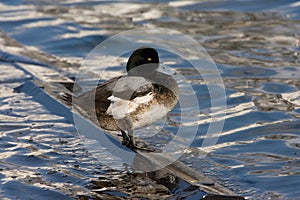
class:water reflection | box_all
[0,0,300,199]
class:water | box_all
[0,0,300,199]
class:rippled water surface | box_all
[1,0,300,199]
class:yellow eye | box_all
[147,57,152,61]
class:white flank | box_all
[131,104,168,129]
[133,92,153,104]
[106,92,154,119]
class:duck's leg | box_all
[121,130,130,145]
[121,130,136,150]
[121,130,156,152]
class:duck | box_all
[65,47,178,151]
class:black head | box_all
[126,47,159,75]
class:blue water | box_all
[0,0,300,199]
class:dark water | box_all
[0,0,300,199]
